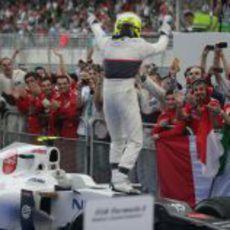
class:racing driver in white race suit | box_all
[87,11,171,194]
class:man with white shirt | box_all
[0,57,26,132]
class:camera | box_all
[216,42,228,49]
[212,67,223,73]
[205,45,215,50]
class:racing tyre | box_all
[195,197,230,219]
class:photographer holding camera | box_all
[77,71,95,129]
[201,42,227,72]
[199,42,228,106]
[212,43,230,102]
[77,68,102,136]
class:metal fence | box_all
[0,33,173,49]
[0,32,173,75]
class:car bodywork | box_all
[1,142,230,230]
[0,142,116,229]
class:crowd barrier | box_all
[0,33,173,49]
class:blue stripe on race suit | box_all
[104,59,142,79]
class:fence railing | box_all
[0,33,173,49]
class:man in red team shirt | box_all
[152,89,186,140]
[178,79,223,134]
[56,75,79,138]
[15,72,42,134]
[35,77,60,135]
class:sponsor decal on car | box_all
[27,177,46,184]
[72,198,84,211]
[21,205,32,220]
[3,153,17,174]
[31,148,47,154]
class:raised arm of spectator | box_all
[213,46,221,67]
[211,47,222,83]
[43,64,51,78]
[11,49,20,64]
[211,48,230,95]
[219,48,230,79]
[200,46,210,72]
[168,57,180,78]
[93,73,103,112]
[52,48,71,81]
[86,47,94,64]
[139,74,165,104]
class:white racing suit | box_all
[89,21,169,186]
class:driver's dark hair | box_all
[112,24,138,39]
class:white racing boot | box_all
[111,169,141,195]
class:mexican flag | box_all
[218,125,230,175]
[208,125,230,197]
[156,136,215,208]
[196,107,224,177]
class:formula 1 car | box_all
[0,141,119,230]
[1,141,230,230]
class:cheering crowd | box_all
[0,0,166,35]
[0,49,104,139]
[0,0,228,35]
[0,43,230,141]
